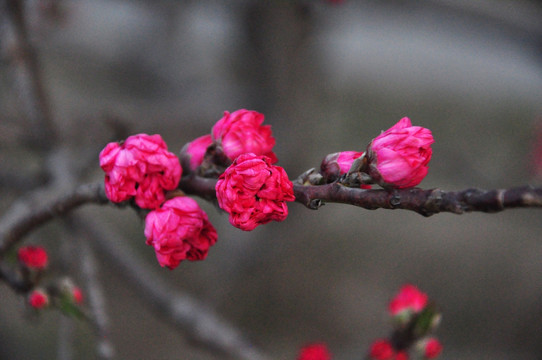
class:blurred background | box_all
[1,0,542,359]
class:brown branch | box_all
[180,174,542,216]
[293,183,542,216]
[0,182,109,256]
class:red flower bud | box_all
[29,289,49,309]
[422,338,442,359]
[389,284,428,316]
[297,343,332,360]
[369,339,395,360]
[212,109,277,163]
[99,134,182,209]
[145,196,218,269]
[180,134,213,172]
[216,153,295,231]
[18,245,48,270]
[366,117,433,188]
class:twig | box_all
[293,183,542,216]
[181,174,542,216]
[72,215,270,360]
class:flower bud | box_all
[212,109,277,163]
[18,245,48,270]
[179,134,213,173]
[297,343,332,360]
[366,117,433,188]
[216,153,295,231]
[320,151,364,182]
[389,284,428,322]
[419,338,442,359]
[29,289,49,309]
[369,339,395,360]
[99,133,182,209]
[145,196,218,269]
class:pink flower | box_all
[423,338,442,359]
[369,339,395,360]
[216,153,295,231]
[212,109,277,163]
[144,196,218,269]
[389,284,428,316]
[180,134,213,172]
[395,351,409,360]
[99,134,182,209]
[366,117,433,188]
[29,289,49,309]
[18,245,48,270]
[297,343,332,360]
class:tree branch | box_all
[293,183,542,216]
[0,182,109,255]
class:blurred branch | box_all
[73,215,270,360]
[5,0,57,149]
[0,182,109,256]
[76,230,115,360]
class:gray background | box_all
[1,1,542,359]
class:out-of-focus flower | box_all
[144,196,218,270]
[422,338,442,359]
[297,343,332,360]
[18,245,48,270]
[389,284,428,316]
[72,287,84,304]
[212,109,277,163]
[395,351,409,360]
[99,133,182,209]
[216,153,295,231]
[29,289,49,309]
[180,134,214,172]
[369,339,395,360]
[366,117,433,188]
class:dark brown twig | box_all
[293,183,542,216]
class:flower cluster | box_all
[99,109,292,267]
[100,134,182,209]
[180,109,277,175]
[368,285,442,360]
[216,153,295,231]
[320,117,433,189]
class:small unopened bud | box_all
[18,245,48,270]
[320,151,364,183]
[29,289,49,309]
[418,338,442,359]
[179,134,213,173]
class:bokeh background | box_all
[1,0,542,359]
